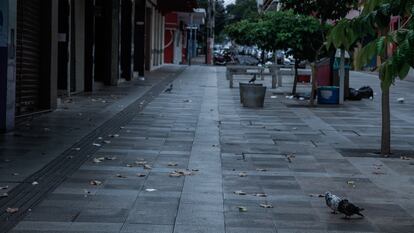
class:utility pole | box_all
[206,0,215,65]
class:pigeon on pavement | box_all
[325,191,342,214]
[164,84,173,93]
[248,74,256,84]
[338,199,365,218]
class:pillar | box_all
[133,0,145,77]
[0,0,16,132]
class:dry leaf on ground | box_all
[239,172,247,177]
[400,156,411,160]
[92,143,102,147]
[237,206,248,212]
[168,162,178,167]
[93,157,105,163]
[105,156,117,161]
[136,173,146,177]
[32,181,39,186]
[253,193,267,197]
[256,168,267,172]
[143,164,152,170]
[145,188,157,192]
[234,190,247,195]
[116,174,127,178]
[6,207,19,214]
[90,180,102,186]
[260,204,274,208]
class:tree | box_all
[279,0,358,23]
[327,0,414,156]
[215,0,227,40]
[226,0,258,24]
[226,11,327,94]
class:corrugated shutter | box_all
[16,0,42,116]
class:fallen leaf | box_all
[168,162,178,167]
[126,164,134,167]
[92,143,102,147]
[67,156,74,159]
[135,161,147,166]
[0,186,8,190]
[116,174,127,178]
[253,193,267,197]
[136,173,146,177]
[256,168,267,172]
[169,172,182,177]
[260,204,274,208]
[105,156,117,161]
[372,171,386,175]
[90,180,102,186]
[72,148,81,151]
[285,153,296,163]
[93,157,105,163]
[183,99,192,103]
[239,172,247,177]
[32,181,39,186]
[143,164,152,170]
[103,140,111,144]
[271,96,277,99]
[6,207,18,214]
[98,137,103,140]
[109,134,120,138]
[12,173,19,176]
[191,169,199,172]
[400,156,411,160]
[234,190,247,195]
[347,181,355,185]
[237,206,248,212]
[145,188,157,192]
[0,193,8,198]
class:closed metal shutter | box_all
[16,0,42,116]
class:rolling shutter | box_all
[16,0,42,116]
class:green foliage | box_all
[225,10,327,62]
[327,0,414,90]
[226,0,259,23]
[279,0,358,22]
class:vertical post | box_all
[339,48,345,104]
[188,13,192,66]
[110,0,120,85]
[134,0,145,78]
[0,0,16,132]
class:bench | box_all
[226,65,312,88]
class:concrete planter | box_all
[239,83,263,103]
[239,83,266,108]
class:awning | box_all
[158,0,198,14]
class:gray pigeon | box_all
[164,84,173,93]
[338,199,364,218]
[325,191,342,214]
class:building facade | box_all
[0,0,197,132]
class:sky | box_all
[224,0,235,6]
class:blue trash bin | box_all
[318,86,339,104]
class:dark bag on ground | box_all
[347,88,362,101]
[358,86,374,99]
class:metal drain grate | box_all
[0,67,185,232]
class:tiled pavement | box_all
[2,66,414,232]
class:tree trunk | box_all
[381,83,391,156]
[292,60,299,95]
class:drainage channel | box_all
[0,68,185,233]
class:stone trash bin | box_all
[239,83,263,103]
[239,83,267,108]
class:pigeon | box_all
[248,74,257,84]
[337,199,364,218]
[325,191,342,214]
[164,84,173,93]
